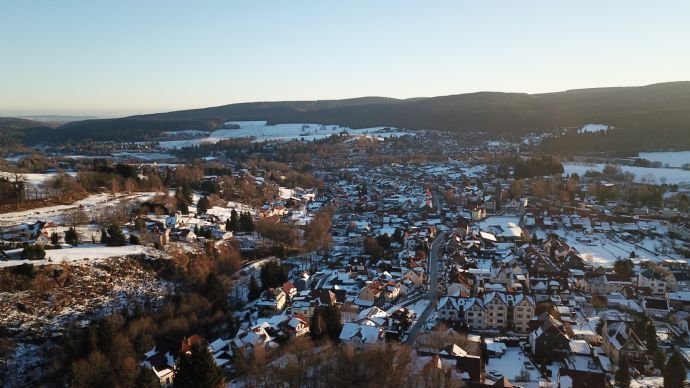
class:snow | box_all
[580,124,609,133]
[0,192,159,225]
[486,346,540,383]
[0,171,78,189]
[157,121,410,148]
[563,163,690,186]
[0,244,162,267]
[638,151,690,168]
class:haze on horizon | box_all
[2,0,690,118]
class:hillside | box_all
[0,118,54,149]
[11,82,690,153]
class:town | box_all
[1,122,690,388]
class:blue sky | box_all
[1,1,689,117]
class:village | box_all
[1,127,690,387]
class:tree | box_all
[226,210,240,232]
[65,227,80,246]
[260,261,287,290]
[21,245,46,260]
[50,231,60,246]
[614,258,635,279]
[196,196,211,215]
[174,342,224,388]
[310,306,342,341]
[664,350,686,388]
[615,356,631,388]
[248,275,262,301]
[239,211,255,232]
[103,224,127,246]
[134,367,160,388]
[654,349,666,371]
[646,322,658,354]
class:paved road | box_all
[405,231,447,344]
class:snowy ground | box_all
[638,151,690,168]
[0,244,164,268]
[563,163,690,186]
[157,121,410,148]
[0,171,78,189]
[0,191,160,225]
[546,229,678,267]
[579,124,609,133]
[0,256,170,387]
[486,346,541,385]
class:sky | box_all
[1,1,690,117]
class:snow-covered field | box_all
[0,192,160,225]
[563,163,690,186]
[0,171,78,189]
[638,151,690,168]
[158,120,409,148]
[579,124,609,133]
[0,244,163,268]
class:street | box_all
[405,231,447,344]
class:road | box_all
[405,231,447,344]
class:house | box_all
[286,315,310,338]
[339,322,384,347]
[600,320,646,364]
[637,269,667,295]
[291,289,337,318]
[528,313,570,362]
[354,280,386,308]
[177,228,196,243]
[231,324,276,357]
[483,292,508,330]
[511,294,536,333]
[256,288,287,316]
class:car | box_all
[488,370,503,379]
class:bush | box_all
[21,245,46,260]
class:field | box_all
[158,121,410,148]
[563,163,690,186]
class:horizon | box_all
[3,80,689,119]
[2,1,690,117]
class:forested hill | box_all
[0,117,54,149]
[7,82,690,153]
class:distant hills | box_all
[3,81,690,154]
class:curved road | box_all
[405,231,447,344]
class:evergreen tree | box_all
[310,306,342,341]
[196,196,211,215]
[613,258,635,279]
[615,356,631,388]
[260,261,287,289]
[21,245,46,260]
[654,349,666,371]
[50,231,60,246]
[248,275,262,300]
[204,273,227,310]
[228,209,240,232]
[239,212,254,232]
[100,227,109,244]
[105,224,127,246]
[65,226,80,246]
[174,342,224,388]
[646,322,658,354]
[178,199,189,215]
[664,350,686,388]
